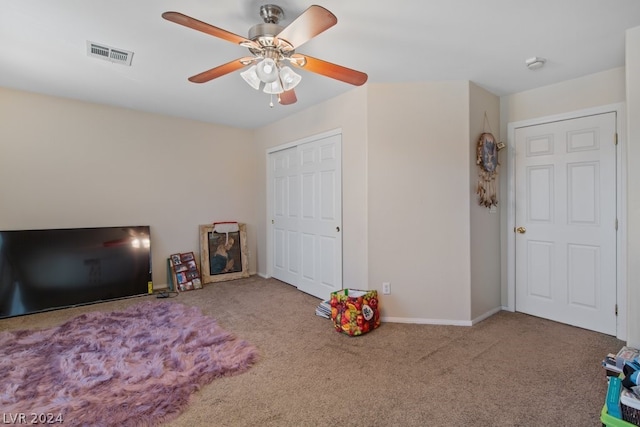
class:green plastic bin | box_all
[601,405,636,427]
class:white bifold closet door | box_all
[271,133,342,300]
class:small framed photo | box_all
[176,272,187,284]
[199,223,249,284]
[170,253,182,266]
[180,252,195,262]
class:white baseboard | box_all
[381,307,503,327]
[256,272,269,279]
[381,316,473,326]
[471,307,503,325]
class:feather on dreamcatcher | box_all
[476,132,499,208]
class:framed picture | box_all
[199,223,249,284]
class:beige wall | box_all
[254,86,369,289]
[0,87,258,288]
[626,26,640,347]
[502,67,626,124]
[469,83,501,321]
[1,83,491,324]
[367,82,472,322]
[255,82,503,324]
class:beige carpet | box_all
[0,276,623,426]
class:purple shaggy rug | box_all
[0,301,257,426]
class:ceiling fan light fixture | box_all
[263,79,284,94]
[279,66,302,91]
[240,65,261,90]
[256,58,279,83]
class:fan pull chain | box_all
[269,93,274,108]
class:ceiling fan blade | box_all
[188,57,254,83]
[291,54,368,86]
[276,5,337,50]
[279,89,297,105]
[162,11,259,49]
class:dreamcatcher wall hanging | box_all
[476,113,502,208]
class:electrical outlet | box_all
[382,282,391,295]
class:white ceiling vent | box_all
[86,41,134,66]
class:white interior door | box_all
[296,134,342,299]
[270,133,342,300]
[271,146,299,285]
[514,112,617,335]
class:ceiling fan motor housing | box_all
[251,4,284,40]
[248,4,293,54]
[248,23,283,41]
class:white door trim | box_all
[506,103,626,340]
[265,128,343,279]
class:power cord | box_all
[155,291,179,299]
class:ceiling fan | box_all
[162,4,368,106]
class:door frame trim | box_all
[506,103,627,339]
[264,128,342,279]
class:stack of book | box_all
[603,353,623,375]
[602,346,640,375]
[315,300,331,319]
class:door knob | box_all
[516,226,526,234]
[336,226,340,232]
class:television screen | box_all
[0,226,152,319]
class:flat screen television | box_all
[0,226,152,319]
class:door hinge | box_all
[615,304,618,316]
[614,133,618,145]
[615,219,618,231]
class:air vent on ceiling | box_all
[86,41,134,66]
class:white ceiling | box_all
[1,0,639,129]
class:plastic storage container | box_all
[621,389,640,426]
[602,405,637,427]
